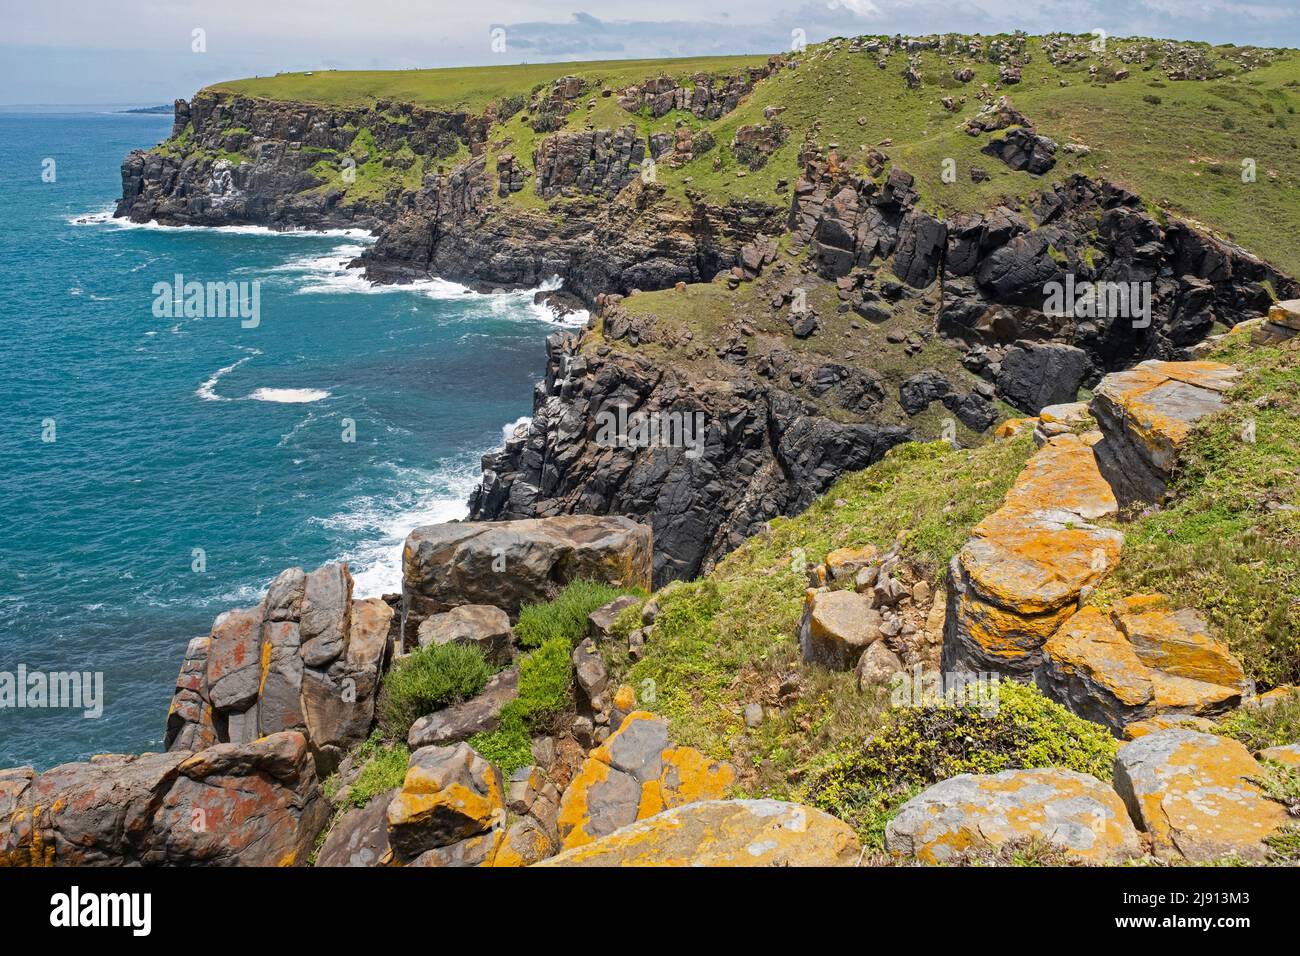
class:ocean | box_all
[0,110,576,769]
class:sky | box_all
[2,0,1299,105]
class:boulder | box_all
[572,637,610,703]
[1,731,329,867]
[416,604,514,665]
[1090,361,1239,506]
[980,128,1057,175]
[407,667,519,749]
[402,515,653,645]
[798,588,883,670]
[996,342,1091,414]
[556,712,733,851]
[316,789,397,867]
[386,743,505,861]
[1113,730,1290,862]
[856,640,905,689]
[156,732,330,866]
[1033,401,1091,446]
[943,433,1122,677]
[163,562,392,778]
[540,800,861,866]
[886,768,1142,864]
[1036,600,1242,735]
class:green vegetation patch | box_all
[808,681,1119,846]
[515,579,641,648]
[471,579,644,774]
[1216,693,1300,751]
[603,434,1035,800]
[376,642,494,738]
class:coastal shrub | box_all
[515,579,639,648]
[497,94,526,120]
[1215,693,1300,751]
[470,635,575,775]
[377,642,493,737]
[807,681,1119,845]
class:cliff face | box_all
[469,331,912,585]
[116,91,489,230]
[113,75,1298,586]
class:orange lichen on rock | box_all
[1037,598,1243,734]
[539,799,860,867]
[886,768,1142,864]
[943,433,1122,676]
[1114,729,1290,862]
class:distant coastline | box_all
[119,104,172,114]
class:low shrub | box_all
[807,681,1119,846]
[377,642,493,737]
[470,635,575,776]
[515,579,639,648]
[1216,693,1300,751]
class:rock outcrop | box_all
[886,768,1142,864]
[540,799,861,866]
[165,562,394,776]
[469,331,912,584]
[401,515,653,644]
[555,711,735,851]
[1090,360,1239,506]
[1036,598,1245,735]
[943,432,1122,676]
[1,732,328,867]
[1114,729,1290,862]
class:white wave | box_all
[322,461,483,598]
[247,387,331,404]
[196,348,261,402]
[501,415,531,444]
[298,265,588,326]
[68,206,374,239]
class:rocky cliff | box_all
[114,39,1299,586]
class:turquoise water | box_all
[0,111,573,769]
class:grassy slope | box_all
[602,435,1036,791]
[207,36,1300,278]
[210,56,771,112]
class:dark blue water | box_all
[0,111,574,769]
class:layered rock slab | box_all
[1090,360,1239,506]
[1036,598,1244,735]
[943,432,1122,676]
[555,711,735,850]
[886,768,1142,864]
[1113,729,1290,862]
[0,731,328,867]
[540,799,861,866]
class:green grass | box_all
[168,36,1300,275]
[470,635,575,776]
[1096,329,1300,688]
[515,579,641,648]
[210,56,770,112]
[376,642,494,738]
[600,433,1034,802]
[1216,693,1300,751]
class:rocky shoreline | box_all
[17,36,1294,866]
